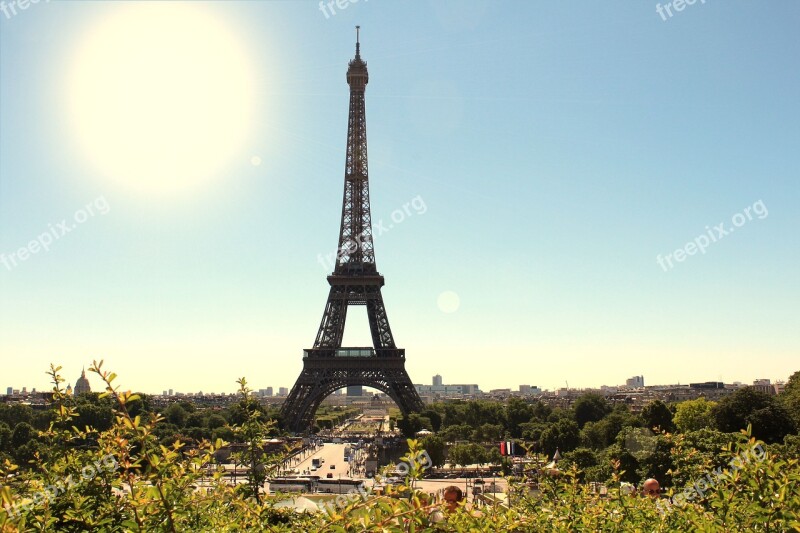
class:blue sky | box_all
[1,1,798,395]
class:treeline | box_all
[313,406,360,431]
[0,392,283,468]
[399,371,800,485]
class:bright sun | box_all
[66,3,255,196]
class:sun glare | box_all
[66,3,255,196]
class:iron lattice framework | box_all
[280,29,424,433]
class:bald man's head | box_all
[643,478,660,498]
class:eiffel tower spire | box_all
[337,25,373,271]
[280,30,423,433]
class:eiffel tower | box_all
[280,28,424,433]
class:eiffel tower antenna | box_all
[280,31,423,433]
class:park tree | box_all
[472,423,504,443]
[714,387,796,443]
[563,447,598,470]
[780,370,800,428]
[397,413,431,438]
[207,413,227,430]
[519,421,547,443]
[163,402,189,427]
[572,394,612,428]
[505,397,536,437]
[186,412,208,428]
[674,397,716,432]
[540,418,581,456]
[0,403,33,428]
[447,443,487,468]
[439,423,474,443]
[421,409,442,432]
[641,400,675,432]
[10,422,36,449]
[0,421,11,453]
[418,435,446,467]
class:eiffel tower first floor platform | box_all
[280,351,424,434]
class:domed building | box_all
[74,368,92,396]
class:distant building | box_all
[347,385,363,397]
[168,389,174,396]
[519,385,541,395]
[74,369,91,396]
[278,387,289,396]
[432,374,443,387]
[5,387,11,396]
[266,387,273,396]
[690,381,724,389]
[752,379,776,396]
[626,376,644,388]
[414,384,481,396]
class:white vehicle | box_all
[317,478,365,494]
[269,477,317,493]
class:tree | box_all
[505,397,536,437]
[397,413,431,438]
[540,418,580,456]
[674,397,716,433]
[714,387,796,443]
[0,421,11,453]
[163,403,189,427]
[207,414,227,430]
[439,423,474,443]
[641,400,675,432]
[447,443,471,468]
[0,403,33,428]
[231,378,280,503]
[748,404,797,444]
[10,422,36,448]
[186,412,209,428]
[563,447,598,470]
[472,423,504,443]
[572,394,612,428]
[421,410,442,432]
[780,370,800,428]
[419,435,446,467]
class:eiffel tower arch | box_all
[280,28,424,434]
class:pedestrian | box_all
[442,485,464,513]
[642,478,660,498]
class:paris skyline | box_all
[1,2,799,395]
